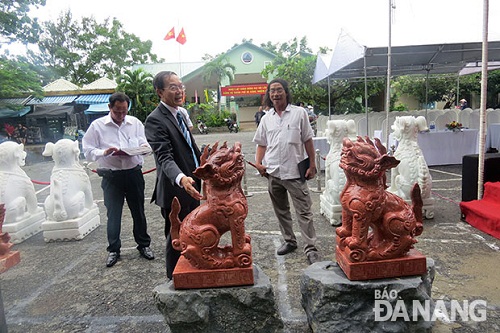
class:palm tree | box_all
[202,56,236,112]
[117,68,153,120]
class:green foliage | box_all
[117,68,155,121]
[189,103,230,127]
[202,56,236,111]
[393,103,408,111]
[0,0,46,44]
[0,57,43,103]
[28,10,161,84]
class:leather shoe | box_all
[106,252,120,267]
[307,251,321,265]
[138,246,154,260]
[277,242,297,255]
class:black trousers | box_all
[101,166,151,253]
[161,198,199,279]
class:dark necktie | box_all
[176,111,199,167]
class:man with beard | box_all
[252,78,321,265]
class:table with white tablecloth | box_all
[313,137,329,170]
[417,129,479,166]
[486,123,500,150]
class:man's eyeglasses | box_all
[165,84,185,92]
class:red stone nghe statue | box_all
[336,136,426,280]
[0,203,21,274]
[170,142,253,289]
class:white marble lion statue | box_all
[388,116,434,218]
[0,141,41,223]
[320,119,356,225]
[42,139,95,221]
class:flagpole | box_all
[177,20,183,78]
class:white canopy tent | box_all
[314,2,497,199]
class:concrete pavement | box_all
[1,129,499,332]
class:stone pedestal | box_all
[300,259,435,333]
[154,264,283,333]
[336,247,427,281]
[0,251,20,274]
[41,206,100,242]
[319,194,342,226]
[173,256,254,289]
[3,209,44,244]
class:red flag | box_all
[164,27,175,41]
[176,28,187,45]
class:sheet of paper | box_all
[112,146,152,156]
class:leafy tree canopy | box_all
[0,58,43,105]
[0,0,46,45]
[28,10,162,85]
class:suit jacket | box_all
[145,103,201,211]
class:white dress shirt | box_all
[82,114,150,170]
[253,104,313,180]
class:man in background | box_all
[82,92,154,267]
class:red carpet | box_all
[460,182,500,239]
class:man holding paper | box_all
[252,78,321,265]
[82,92,154,267]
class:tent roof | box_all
[323,31,500,80]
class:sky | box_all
[13,0,500,64]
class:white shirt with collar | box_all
[253,104,313,180]
[82,114,150,170]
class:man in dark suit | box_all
[145,71,203,279]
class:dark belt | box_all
[97,165,141,177]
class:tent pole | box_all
[425,68,430,121]
[328,77,331,119]
[478,0,489,199]
[456,74,460,107]
[364,50,368,136]
[385,0,393,147]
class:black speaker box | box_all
[462,153,500,202]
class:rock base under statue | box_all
[336,246,427,280]
[155,264,283,333]
[3,209,45,244]
[173,256,254,289]
[41,206,100,242]
[319,194,342,226]
[301,259,435,333]
[0,251,20,274]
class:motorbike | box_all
[197,119,209,134]
[224,118,239,133]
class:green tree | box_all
[0,0,46,45]
[0,57,43,108]
[29,10,161,85]
[202,55,236,111]
[116,68,155,121]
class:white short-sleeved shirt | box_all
[253,104,313,180]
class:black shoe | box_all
[106,252,120,267]
[277,242,297,255]
[138,246,154,260]
[307,251,321,265]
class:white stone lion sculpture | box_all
[320,119,356,225]
[388,116,434,218]
[0,141,41,223]
[42,139,95,221]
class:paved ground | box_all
[1,128,500,332]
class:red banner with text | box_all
[220,83,267,96]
